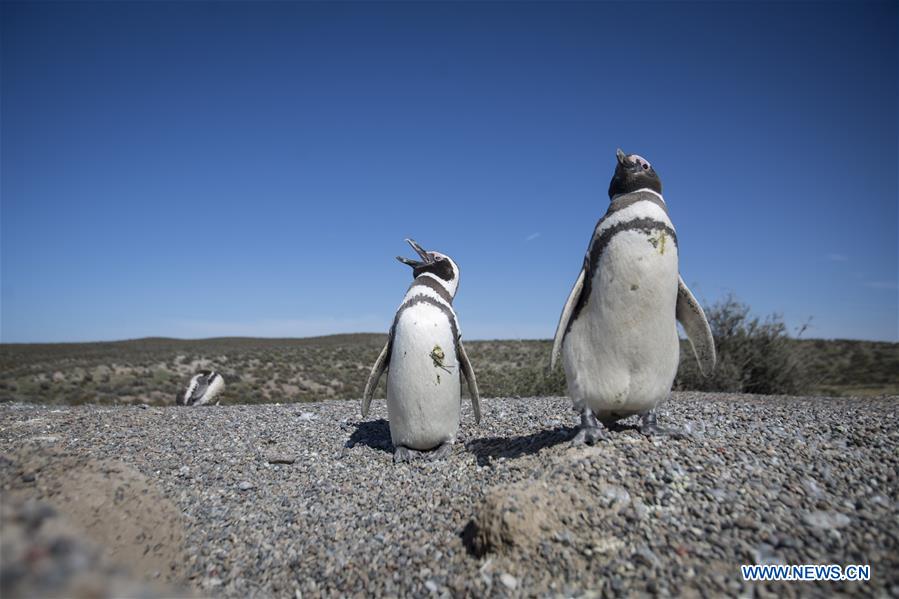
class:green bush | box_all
[675,295,809,395]
[2,328,893,405]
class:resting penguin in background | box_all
[178,370,225,406]
[363,239,481,463]
[551,149,716,443]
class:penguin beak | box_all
[406,238,432,262]
[616,148,628,165]
[396,238,434,268]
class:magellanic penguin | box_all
[363,239,480,462]
[178,370,225,406]
[551,149,716,443]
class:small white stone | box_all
[202,577,223,589]
[803,510,850,529]
[499,573,518,590]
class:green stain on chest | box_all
[648,231,668,255]
[430,345,452,381]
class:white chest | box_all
[562,197,682,418]
[386,302,462,449]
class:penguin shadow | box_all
[465,425,580,467]
[465,420,651,466]
[345,419,394,454]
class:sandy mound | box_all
[1,447,187,594]
[464,446,633,561]
[0,497,183,599]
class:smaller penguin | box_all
[363,239,480,462]
[178,370,225,406]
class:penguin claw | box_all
[640,411,659,435]
[570,408,608,445]
[428,442,453,461]
[393,446,422,463]
[640,412,690,438]
[571,425,608,446]
[394,443,453,462]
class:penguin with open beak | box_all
[363,239,480,462]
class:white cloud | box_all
[525,232,541,242]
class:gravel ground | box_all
[1,392,897,598]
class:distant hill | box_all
[0,335,896,405]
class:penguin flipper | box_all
[457,340,481,424]
[362,338,391,417]
[551,268,586,370]
[676,275,717,376]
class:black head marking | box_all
[396,239,457,283]
[412,258,456,282]
[608,149,662,198]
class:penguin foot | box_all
[571,425,608,445]
[640,411,690,438]
[394,446,424,463]
[571,408,608,445]
[428,442,453,461]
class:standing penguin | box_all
[363,239,480,462]
[551,149,716,443]
[178,370,225,406]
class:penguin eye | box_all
[642,163,650,170]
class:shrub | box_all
[675,294,809,395]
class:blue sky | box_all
[2,1,896,343]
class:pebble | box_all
[802,510,851,530]
[632,500,649,520]
[632,545,660,568]
[600,485,631,508]
[499,573,518,590]
[0,392,896,598]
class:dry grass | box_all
[1,330,895,406]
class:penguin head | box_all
[608,148,662,199]
[396,238,460,297]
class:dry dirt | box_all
[1,446,190,598]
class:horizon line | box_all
[1,332,896,346]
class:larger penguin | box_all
[551,149,716,443]
[363,239,480,462]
